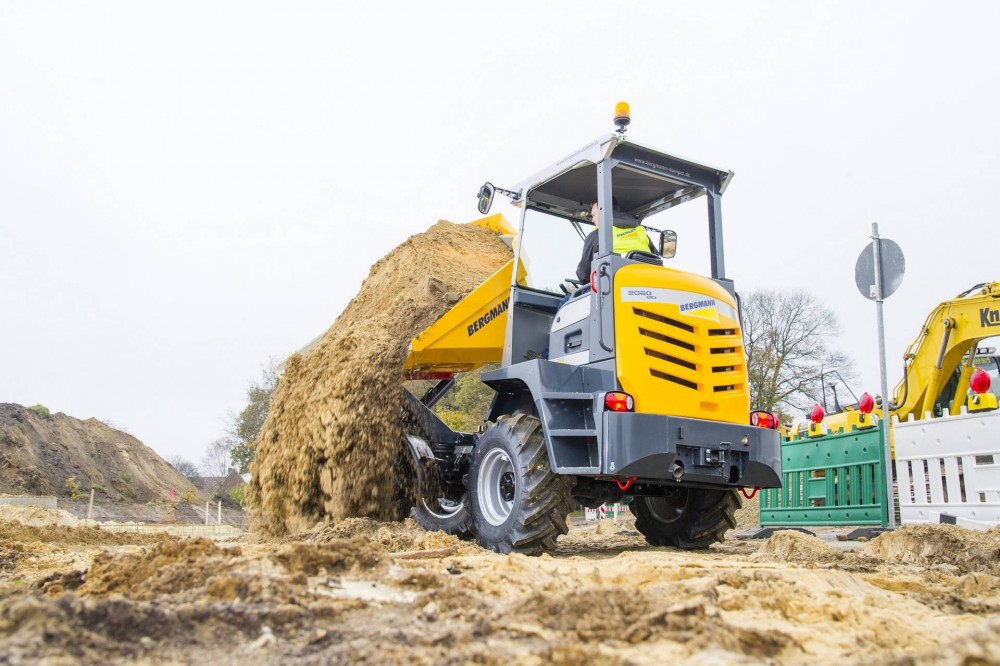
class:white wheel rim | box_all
[422,497,464,520]
[479,448,515,526]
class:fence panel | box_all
[893,409,1000,525]
[761,424,887,527]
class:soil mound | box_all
[246,221,512,535]
[0,404,201,502]
[0,519,174,547]
[304,517,480,555]
[752,530,841,564]
[77,538,241,599]
[862,524,1000,574]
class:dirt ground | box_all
[1,509,998,665]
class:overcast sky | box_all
[2,2,998,465]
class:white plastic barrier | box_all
[584,503,632,521]
[893,408,1000,525]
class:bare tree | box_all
[167,455,200,481]
[199,437,235,478]
[742,289,855,420]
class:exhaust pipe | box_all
[670,461,684,480]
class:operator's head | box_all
[590,197,621,221]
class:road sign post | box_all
[855,223,905,530]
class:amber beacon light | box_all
[614,101,630,134]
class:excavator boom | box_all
[892,282,1000,419]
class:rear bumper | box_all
[603,412,782,488]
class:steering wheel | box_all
[560,277,585,295]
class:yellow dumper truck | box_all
[402,106,782,554]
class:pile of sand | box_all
[246,221,512,536]
[862,524,1000,575]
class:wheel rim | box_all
[646,490,689,525]
[421,497,464,520]
[478,448,515,526]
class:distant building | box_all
[192,468,244,498]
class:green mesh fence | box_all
[761,423,888,527]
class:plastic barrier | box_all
[761,424,888,527]
[893,408,1000,526]
[584,503,631,521]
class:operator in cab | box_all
[575,199,658,283]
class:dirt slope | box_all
[0,403,200,502]
[246,220,512,535]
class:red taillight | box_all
[971,368,992,394]
[590,270,597,293]
[858,392,875,414]
[809,404,825,423]
[750,410,779,430]
[605,392,634,412]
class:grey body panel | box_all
[481,360,782,489]
[604,413,781,488]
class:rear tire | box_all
[410,496,472,536]
[469,414,573,555]
[633,488,738,549]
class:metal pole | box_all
[872,223,896,529]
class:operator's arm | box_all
[576,231,599,282]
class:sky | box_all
[2,1,999,466]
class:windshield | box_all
[516,209,589,293]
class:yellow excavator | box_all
[795,282,1000,439]
[400,104,782,554]
[891,282,999,419]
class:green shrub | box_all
[227,483,246,506]
[180,489,197,503]
[90,483,105,494]
[65,476,84,500]
[27,405,51,419]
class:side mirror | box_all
[477,182,496,215]
[659,230,677,258]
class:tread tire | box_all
[633,488,739,549]
[409,496,472,537]
[469,414,573,555]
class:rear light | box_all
[970,368,992,394]
[858,392,875,414]
[809,404,825,423]
[750,410,780,430]
[605,392,634,412]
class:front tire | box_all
[633,488,739,549]
[468,414,573,554]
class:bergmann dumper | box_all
[403,105,782,554]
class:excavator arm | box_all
[892,282,1000,419]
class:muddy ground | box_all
[1,508,998,665]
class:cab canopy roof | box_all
[513,134,733,222]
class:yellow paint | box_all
[468,212,516,236]
[403,257,525,378]
[612,264,749,425]
[967,392,998,412]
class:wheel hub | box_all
[499,472,515,502]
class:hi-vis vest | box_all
[611,225,651,255]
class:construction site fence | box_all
[90,522,243,537]
[893,408,1000,528]
[761,423,888,528]
[584,503,631,521]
